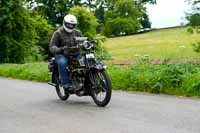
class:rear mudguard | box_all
[47,72,56,87]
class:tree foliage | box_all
[25,0,100,26]
[187,13,200,26]
[69,6,98,39]
[102,17,140,36]
[186,0,200,27]
[102,0,143,36]
[0,0,53,63]
[186,0,200,53]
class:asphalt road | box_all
[1,77,200,133]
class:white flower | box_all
[134,54,141,57]
[179,45,186,49]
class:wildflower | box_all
[179,45,186,49]
[134,54,141,57]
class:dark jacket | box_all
[49,27,82,55]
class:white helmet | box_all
[63,14,77,33]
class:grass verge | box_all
[109,63,200,97]
[1,63,200,97]
[0,63,49,82]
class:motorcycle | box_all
[48,37,112,107]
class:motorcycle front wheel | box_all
[89,69,112,107]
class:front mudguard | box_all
[92,62,107,70]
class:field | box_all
[104,27,200,61]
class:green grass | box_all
[108,63,200,97]
[104,27,200,61]
[1,63,200,97]
[0,63,50,82]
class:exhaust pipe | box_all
[48,82,56,87]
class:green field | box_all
[104,27,200,61]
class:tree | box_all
[187,13,200,26]
[186,0,200,27]
[25,0,83,26]
[25,0,100,26]
[185,0,200,53]
[140,13,151,29]
[0,0,53,63]
[100,0,156,36]
[102,0,142,36]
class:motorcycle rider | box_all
[49,14,82,90]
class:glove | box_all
[54,47,64,54]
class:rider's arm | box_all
[78,31,83,37]
[49,31,63,54]
[75,29,83,37]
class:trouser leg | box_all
[55,54,69,86]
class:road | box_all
[0,77,200,133]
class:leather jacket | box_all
[49,27,82,55]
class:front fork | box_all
[87,62,106,86]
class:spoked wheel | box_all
[90,70,112,107]
[54,75,70,101]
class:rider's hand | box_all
[55,47,64,54]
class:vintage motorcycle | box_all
[48,37,112,107]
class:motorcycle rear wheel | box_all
[90,70,112,107]
[54,74,70,101]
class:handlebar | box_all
[73,37,97,50]
[61,37,97,51]
[74,37,88,42]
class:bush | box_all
[94,36,111,60]
[108,63,200,97]
[187,13,200,27]
[69,6,98,39]
[192,41,200,53]
[102,17,140,36]
[31,12,54,61]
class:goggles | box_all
[64,22,76,29]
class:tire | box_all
[54,74,70,101]
[90,69,112,107]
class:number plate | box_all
[86,53,95,59]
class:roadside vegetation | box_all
[1,61,200,97]
[0,63,49,82]
[109,63,200,97]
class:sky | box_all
[146,0,191,28]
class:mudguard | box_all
[93,62,107,70]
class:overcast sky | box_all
[146,0,191,28]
